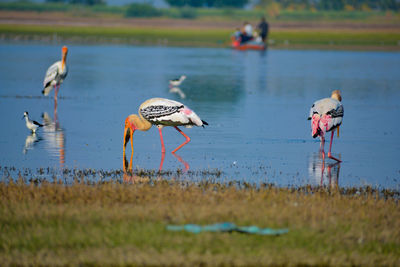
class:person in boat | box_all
[231,27,241,46]
[257,17,269,43]
[240,21,253,44]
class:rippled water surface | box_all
[1,43,399,189]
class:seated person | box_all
[240,21,253,44]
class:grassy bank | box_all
[0,178,399,266]
[0,24,228,47]
[1,24,400,49]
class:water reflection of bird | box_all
[123,152,150,184]
[169,87,186,99]
[42,46,68,98]
[123,98,208,157]
[42,112,66,168]
[23,111,43,133]
[308,152,341,188]
[169,75,186,88]
[308,90,343,162]
[158,150,190,172]
[23,133,42,154]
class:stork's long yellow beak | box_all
[61,46,68,70]
[337,126,340,138]
[123,126,134,157]
[123,127,129,155]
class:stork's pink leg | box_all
[54,85,59,100]
[320,134,325,152]
[328,131,342,162]
[172,126,190,154]
[159,151,165,171]
[158,127,166,153]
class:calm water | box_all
[1,43,400,189]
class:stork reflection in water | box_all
[41,112,66,168]
[308,152,341,189]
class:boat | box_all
[231,37,266,51]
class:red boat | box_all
[231,37,266,51]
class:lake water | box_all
[1,43,399,189]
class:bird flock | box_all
[25,45,344,171]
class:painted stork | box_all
[308,90,343,162]
[123,98,208,156]
[42,46,68,98]
[23,111,43,133]
[169,75,186,88]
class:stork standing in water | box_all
[308,90,343,162]
[169,75,186,88]
[42,46,68,99]
[123,98,207,158]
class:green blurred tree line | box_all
[165,0,249,8]
[46,0,105,5]
[44,0,399,10]
[258,0,399,11]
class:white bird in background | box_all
[308,90,344,162]
[169,75,186,88]
[123,97,208,156]
[42,46,68,98]
[23,111,43,133]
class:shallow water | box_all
[1,43,399,189]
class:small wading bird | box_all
[123,98,208,157]
[23,111,43,133]
[308,90,343,162]
[169,75,186,88]
[42,46,68,98]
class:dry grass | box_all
[0,177,399,266]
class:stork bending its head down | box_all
[123,98,208,157]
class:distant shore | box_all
[1,10,400,50]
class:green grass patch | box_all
[0,24,230,47]
[271,31,400,46]
[0,179,399,265]
[1,24,400,49]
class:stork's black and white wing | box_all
[309,98,343,118]
[139,98,206,127]
[42,61,68,96]
[43,62,60,88]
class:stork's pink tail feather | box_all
[311,114,320,138]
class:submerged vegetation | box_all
[0,166,399,265]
